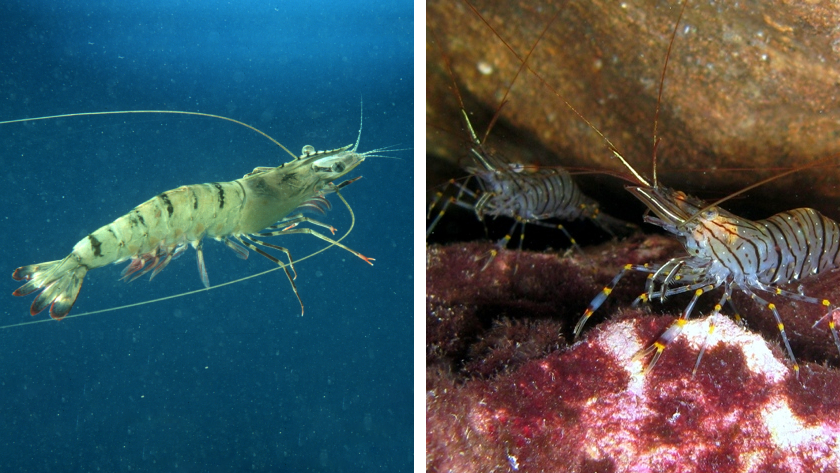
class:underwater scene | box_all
[427,1,840,472]
[0,0,412,471]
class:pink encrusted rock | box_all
[427,237,840,472]
[427,314,840,473]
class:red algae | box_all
[427,240,840,473]
[427,313,840,472]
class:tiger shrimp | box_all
[426,8,632,266]
[11,109,391,320]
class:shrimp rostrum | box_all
[13,133,381,320]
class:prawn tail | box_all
[12,257,88,320]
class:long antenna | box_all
[685,153,840,224]
[435,2,560,168]
[0,110,298,160]
[651,1,690,188]
[462,0,651,187]
[479,10,560,145]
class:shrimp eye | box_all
[701,208,718,220]
[332,162,346,173]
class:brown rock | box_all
[427,0,840,221]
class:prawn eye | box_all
[332,162,346,173]
[701,208,718,220]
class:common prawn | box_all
[426,6,631,265]
[526,3,840,378]
[8,107,397,320]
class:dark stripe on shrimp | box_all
[213,183,225,209]
[88,234,102,257]
[158,193,174,217]
[815,210,829,272]
[819,212,840,272]
[763,219,787,283]
[775,214,805,280]
[733,220,762,267]
[704,220,745,274]
[791,210,812,279]
[701,223,733,272]
[797,209,816,276]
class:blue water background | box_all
[0,0,413,471]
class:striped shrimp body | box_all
[13,119,383,320]
[565,3,840,378]
[469,148,609,230]
[427,110,629,262]
[580,185,840,377]
[427,9,632,265]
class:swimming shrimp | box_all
[11,109,391,320]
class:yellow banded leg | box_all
[634,280,713,308]
[726,297,744,327]
[527,219,583,255]
[788,292,840,360]
[634,318,686,373]
[692,287,732,377]
[513,217,526,274]
[634,284,714,373]
[426,176,476,238]
[763,287,839,358]
[746,289,799,379]
[574,263,657,339]
[629,265,656,307]
[810,300,840,362]
[479,219,518,271]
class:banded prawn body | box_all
[425,109,631,261]
[577,185,840,378]
[426,5,632,262]
[551,4,840,378]
[10,109,395,320]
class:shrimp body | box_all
[577,184,840,377]
[630,187,840,289]
[13,139,378,320]
[469,154,604,224]
[427,110,632,258]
